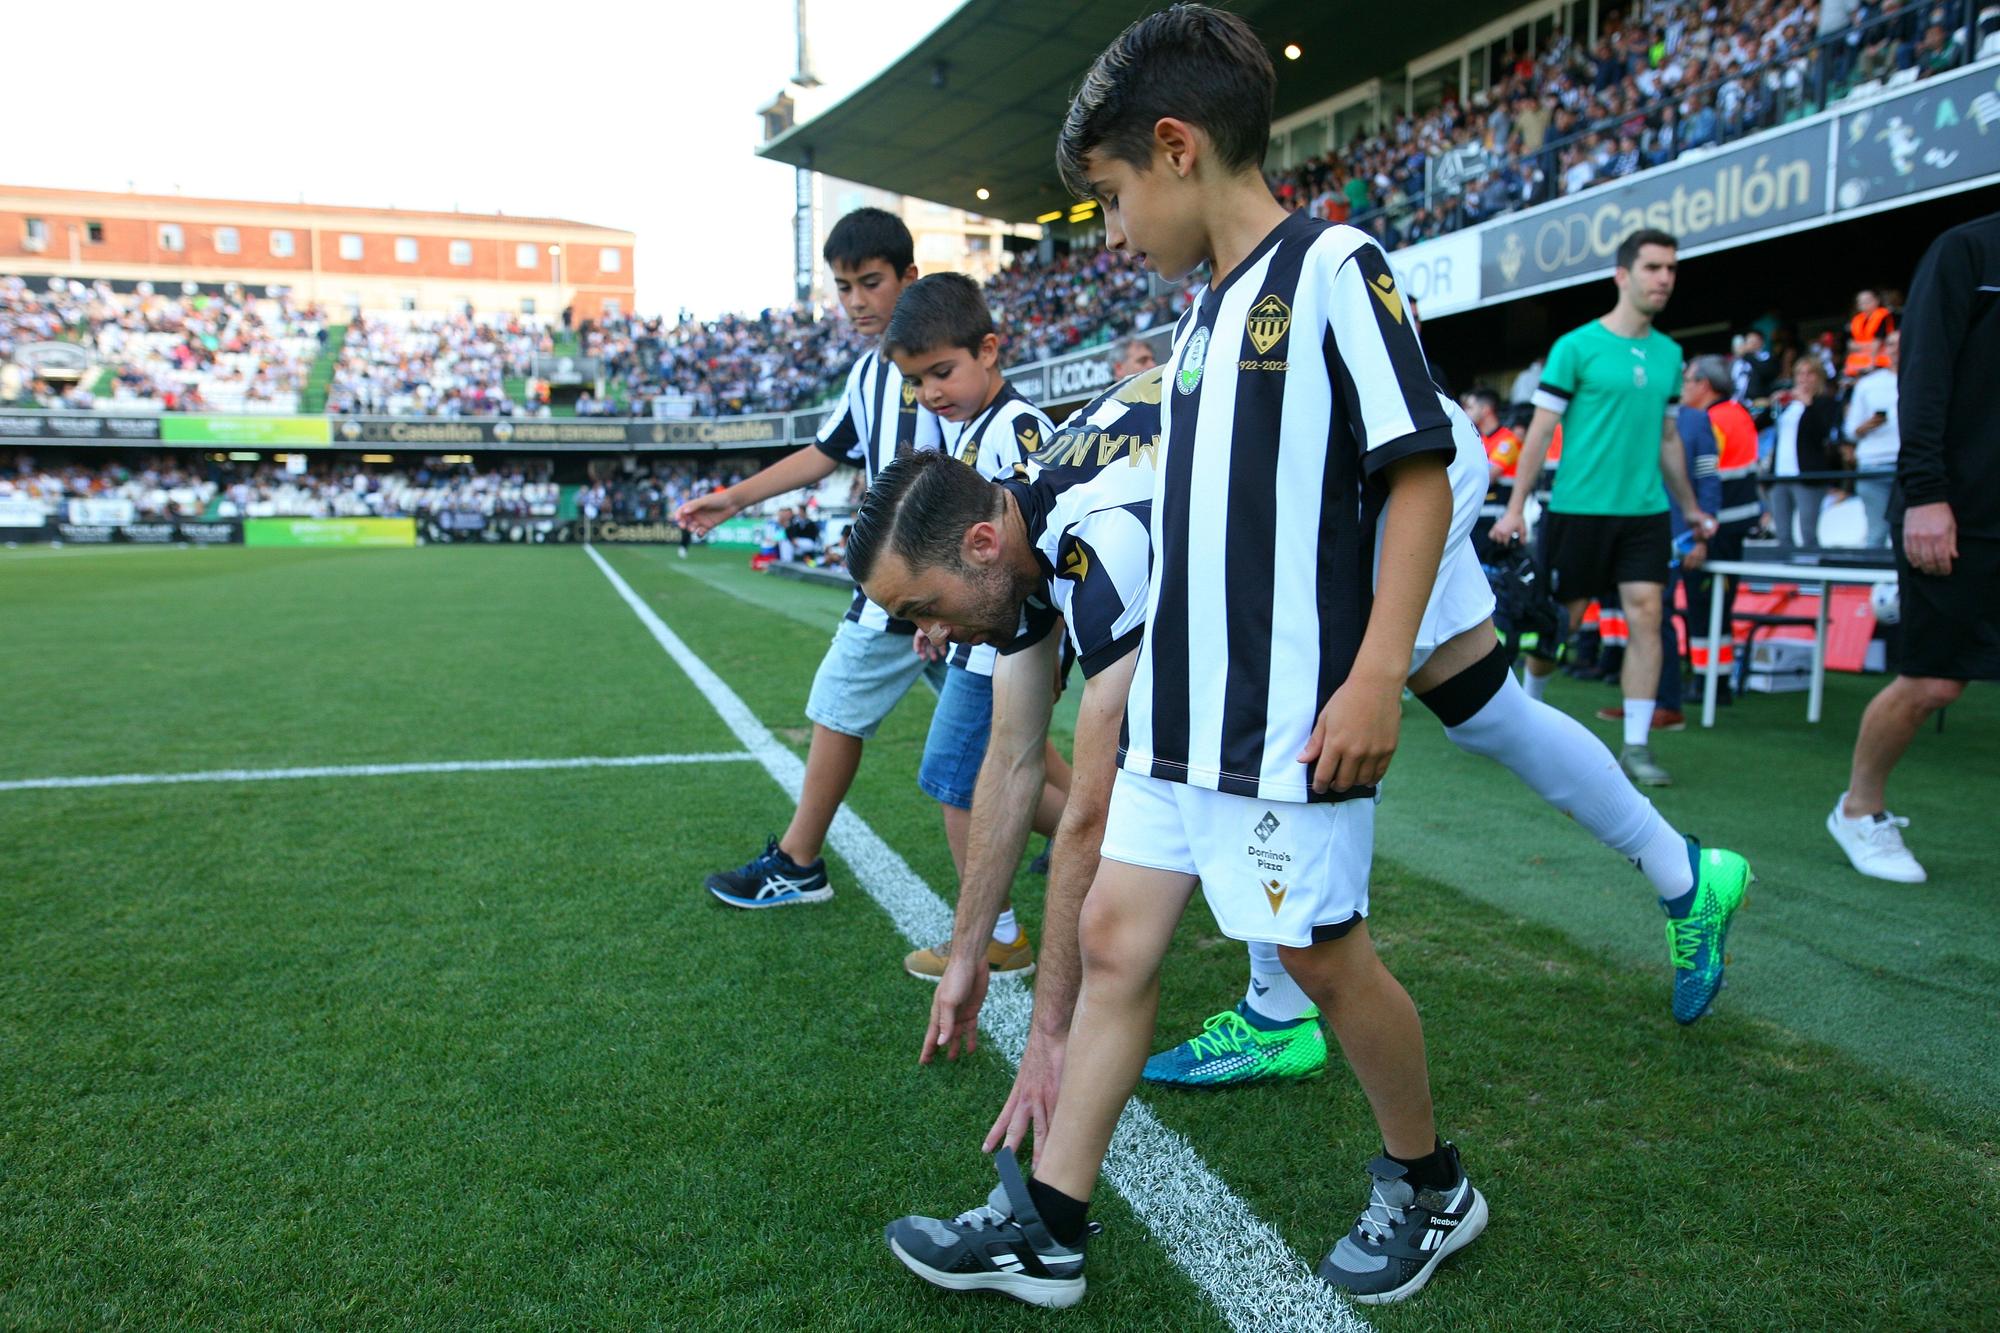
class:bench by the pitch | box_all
[765,560,855,590]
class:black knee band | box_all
[1414,639,1512,728]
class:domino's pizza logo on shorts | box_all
[1177,327,1209,396]
[1248,810,1291,875]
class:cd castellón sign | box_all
[1482,119,1829,296]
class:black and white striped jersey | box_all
[815,348,944,633]
[940,383,1055,674]
[1127,213,1479,805]
[999,366,1162,678]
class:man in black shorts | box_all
[1829,211,2000,883]
[1490,229,1714,787]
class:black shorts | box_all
[1895,533,2000,681]
[1539,511,1672,603]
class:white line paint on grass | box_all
[0,752,756,793]
[586,544,1366,1333]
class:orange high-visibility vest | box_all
[1844,307,1892,378]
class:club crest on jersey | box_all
[1246,295,1291,355]
[1632,365,1648,388]
[1177,327,1210,396]
[901,382,917,406]
[1369,271,1405,324]
[1061,544,1090,581]
[1263,879,1287,915]
[1017,423,1041,454]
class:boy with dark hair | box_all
[889,7,1483,1307]
[879,5,1748,1309]
[676,211,1052,913]
[878,272,1068,977]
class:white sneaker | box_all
[1826,794,1928,883]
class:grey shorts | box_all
[804,619,947,739]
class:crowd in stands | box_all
[2,277,325,413]
[1268,0,1975,251]
[324,316,544,417]
[589,309,870,418]
[1,453,560,521]
[982,249,1169,362]
[585,247,1170,417]
[578,461,755,523]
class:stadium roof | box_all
[758,0,1509,225]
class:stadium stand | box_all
[324,315,544,417]
[1267,0,1975,250]
[2,276,326,413]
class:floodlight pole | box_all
[792,0,821,309]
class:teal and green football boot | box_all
[1141,1002,1327,1087]
[1664,840,1753,1025]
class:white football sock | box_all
[993,908,1020,945]
[1244,941,1314,1022]
[1444,671,1694,900]
[1623,699,1656,747]
[1522,666,1549,700]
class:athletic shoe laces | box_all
[1354,1180,1410,1247]
[949,1202,1012,1232]
[1862,813,1913,852]
[1666,913,1709,971]
[1186,1010,1254,1060]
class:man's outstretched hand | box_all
[919,951,990,1065]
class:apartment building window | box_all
[339,234,363,260]
[86,221,105,244]
[159,223,184,252]
[449,240,473,266]
[270,230,295,258]
[215,227,240,254]
[23,218,48,251]
[515,242,537,269]
[520,297,537,316]
[602,297,622,319]
[399,294,418,311]
[599,247,621,272]
[395,237,418,264]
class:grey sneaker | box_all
[1317,1146,1487,1305]
[885,1147,1095,1308]
[1621,743,1673,787]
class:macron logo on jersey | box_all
[1062,545,1090,581]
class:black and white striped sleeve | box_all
[1052,502,1151,677]
[1324,241,1457,476]
[814,355,869,465]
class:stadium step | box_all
[300,323,345,414]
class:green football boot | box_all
[1141,1002,1327,1087]
[1664,840,1753,1025]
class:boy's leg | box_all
[779,726,861,866]
[884,773,1199,1308]
[1412,623,1751,1023]
[1278,923,1434,1158]
[1027,856,1199,1201]
[908,664,1035,977]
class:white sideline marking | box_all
[586,545,1367,1333]
[0,752,756,793]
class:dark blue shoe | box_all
[706,836,831,909]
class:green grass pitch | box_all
[3,544,1996,1329]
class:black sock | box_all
[1026,1177,1089,1248]
[1387,1138,1460,1193]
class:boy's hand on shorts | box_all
[1299,674,1402,794]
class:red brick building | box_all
[0,184,636,322]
